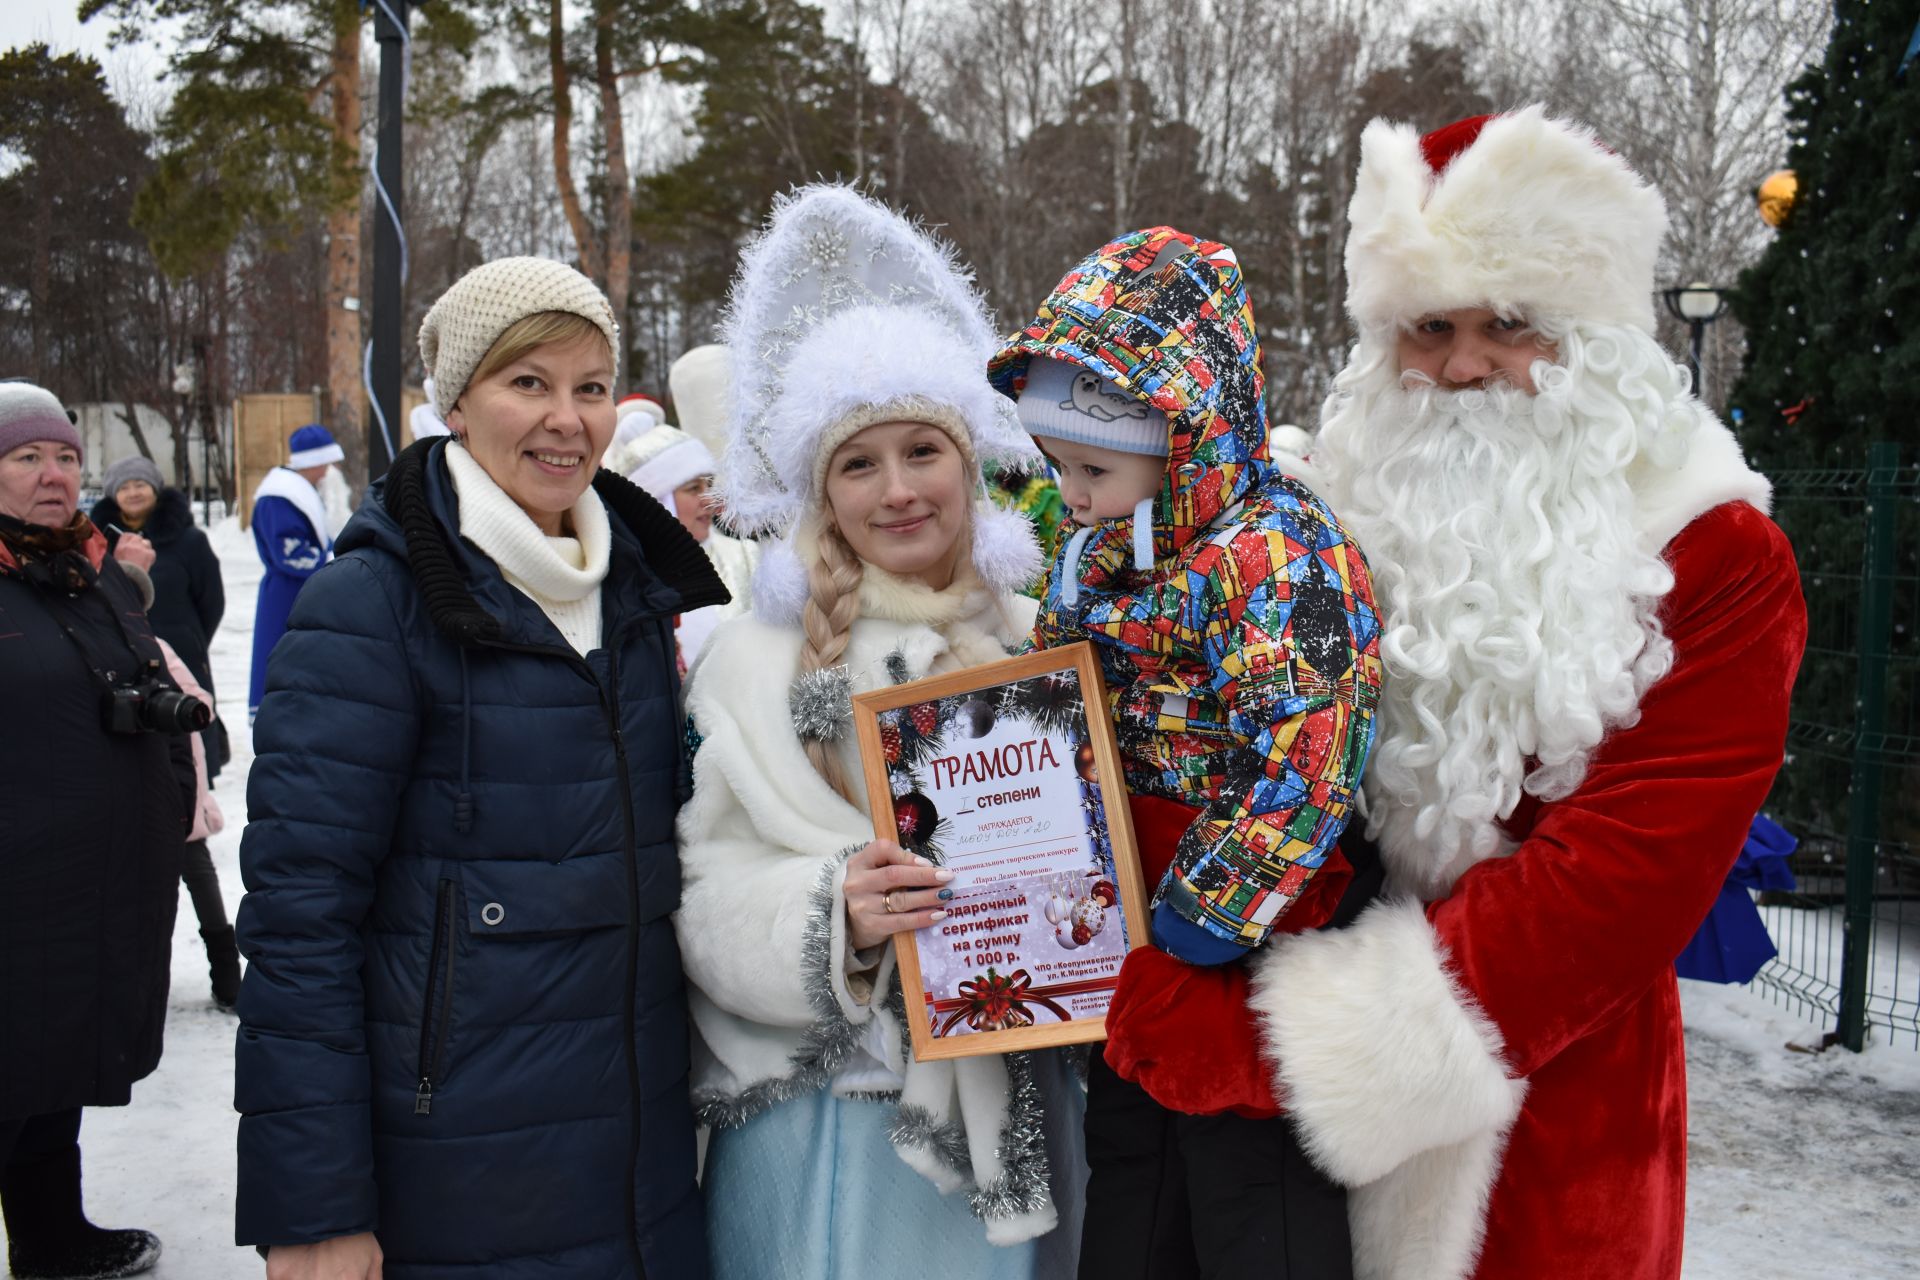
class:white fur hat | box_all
[668,344,732,459]
[718,185,1041,621]
[719,185,1036,533]
[615,424,717,510]
[1344,106,1669,334]
[419,257,620,418]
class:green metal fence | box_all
[1748,443,1919,1052]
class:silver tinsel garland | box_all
[966,1051,1054,1224]
[788,665,854,742]
[693,843,876,1129]
[692,835,1055,1231]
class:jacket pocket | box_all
[414,877,458,1115]
[460,854,639,936]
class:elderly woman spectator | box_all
[235,259,723,1279]
[91,455,236,1008]
[0,382,197,1280]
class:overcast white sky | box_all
[1,1,176,115]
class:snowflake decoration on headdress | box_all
[716,184,1037,540]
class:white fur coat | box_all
[675,569,1060,1244]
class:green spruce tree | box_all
[1730,1,1918,468]
[1728,1,1918,873]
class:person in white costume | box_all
[667,343,730,460]
[675,184,1085,1279]
[611,391,666,453]
[611,421,756,671]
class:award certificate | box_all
[852,642,1148,1061]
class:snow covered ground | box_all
[5,517,1918,1277]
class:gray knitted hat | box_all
[418,257,621,419]
[0,383,82,461]
[103,455,165,499]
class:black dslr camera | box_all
[103,680,212,735]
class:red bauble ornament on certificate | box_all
[1074,741,1098,783]
[894,791,939,845]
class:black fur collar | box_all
[378,438,731,649]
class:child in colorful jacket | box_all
[987,227,1383,1277]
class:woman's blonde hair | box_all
[465,311,610,395]
[797,492,976,804]
[799,522,865,802]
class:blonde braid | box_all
[799,523,865,801]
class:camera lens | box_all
[141,688,212,734]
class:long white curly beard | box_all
[1312,326,1695,899]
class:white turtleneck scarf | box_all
[445,442,610,655]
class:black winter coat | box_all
[234,439,726,1278]
[91,486,224,693]
[0,534,192,1122]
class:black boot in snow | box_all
[202,923,242,1010]
[0,1144,160,1279]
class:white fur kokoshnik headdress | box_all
[1344,105,1669,335]
[719,184,1041,623]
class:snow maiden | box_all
[674,184,1086,1279]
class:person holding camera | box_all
[92,455,238,1009]
[0,382,201,1280]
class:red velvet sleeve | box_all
[1428,502,1806,1076]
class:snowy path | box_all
[5,517,1917,1278]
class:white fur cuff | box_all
[1249,897,1527,1187]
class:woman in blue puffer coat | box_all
[234,259,724,1280]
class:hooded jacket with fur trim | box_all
[989,227,1385,955]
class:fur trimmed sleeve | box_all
[674,623,885,1031]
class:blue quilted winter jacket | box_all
[234,438,726,1278]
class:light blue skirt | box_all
[704,1055,1087,1280]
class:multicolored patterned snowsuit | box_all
[988,228,1384,954]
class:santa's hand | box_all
[1103,945,1282,1119]
[113,532,156,572]
[844,839,953,951]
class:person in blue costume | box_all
[246,424,339,719]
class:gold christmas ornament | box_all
[1757,169,1798,228]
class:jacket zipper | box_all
[606,629,651,1280]
[472,618,664,1277]
[415,877,458,1115]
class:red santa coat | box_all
[1241,425,1806,1279]
[1099,420,1806,1277]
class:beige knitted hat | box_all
[418,257,620,419]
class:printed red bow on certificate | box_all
[939,968,1071,1034]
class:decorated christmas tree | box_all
[1728,1,1919,880]
[1729,2,1918,468]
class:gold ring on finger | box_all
[883,889,902,914]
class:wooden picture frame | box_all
[851,641,1148,1062]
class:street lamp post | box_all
[367,0,415,483]
[1661,281,1730,402]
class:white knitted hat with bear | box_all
[418,257,620,419]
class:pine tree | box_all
[1729,1,1918,469]
[1727,1,1919,869]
